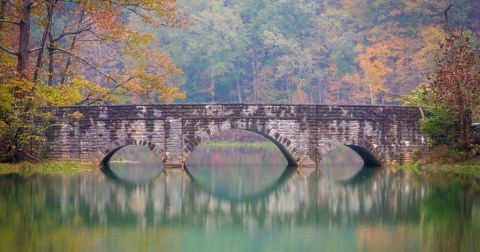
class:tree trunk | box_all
[252,48,258,103]
[60,10,85,85]
[317,81,322,104]
[48,47,54,86]
[236,76,242,103]
[0,0,7,35]
[33,0,55,82]
[308,84,313,104]
[287,77,291,104]
[48,31,54,86]
[17,0,32,77]
[210,81,215,103]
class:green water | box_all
[0,146,479,252]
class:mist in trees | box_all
[145,0,479,105]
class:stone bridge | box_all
[43,104,426,168]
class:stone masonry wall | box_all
[43,104,426,168]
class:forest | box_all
[156,0,480,104]
[1,0,479,105]
[0,0,480,160]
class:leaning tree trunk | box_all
[33,0,55,82]
[60,10,85,85]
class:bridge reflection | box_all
[1,166,478,251]
[5,167,428,227]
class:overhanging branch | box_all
[52,47,117,82]
[0,19,19,25]
[0,44,18,56]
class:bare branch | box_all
[0,44,18,55]
[28,47,41,53]
[0,19,19,25]
[52,47,117,82]
[122,6,152,23]
[77,39,102,42]
[111,1,152,24]
[53,23,94,42]
[79,75,136,105]
[114,75,135,89]
[444,3,454,35]
[29,2,39,9]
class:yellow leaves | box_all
[415,26,444,71]
[121,49,184,104]
[70,76,116,103]
[124,31,155,52]
[0,77,36,111]
[33,76,119,107]
[354,35,424,103]
[36,83,83,107]
[124,68,185,104]
[0,52,17,72]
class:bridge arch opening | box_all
[101,144,164,185]
[184,127,299,167]
[318,144,380,182]
[184,129,294,199]
[344,144,381,167]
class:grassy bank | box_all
[394,160,480,179]
[393,146,480,179]
[0,161,97,175]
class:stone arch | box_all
[320,139,383,167]
[182,122,300,166]
[99,138,164,165]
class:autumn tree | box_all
[429,30,480,148]
[0,0,187,161]
[402,5,480,150]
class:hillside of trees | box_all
[149,0,479,104]
[1,0,479,106]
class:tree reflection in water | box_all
[0,141,479,251]
[0,169,479,251]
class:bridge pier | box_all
[164,163,184,170]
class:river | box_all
[0,142,479,252]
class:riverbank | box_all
[0,161,97,175]
[394,160,480,179]
[393,146,480,180]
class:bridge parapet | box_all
[43,104,426,168]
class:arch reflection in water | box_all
[1,169,479,251]
[185,129,289,200]
[101,145,164,185]
[318,145,378,183]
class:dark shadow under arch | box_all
[345,144,381,167]
[250,129,298,166]
[101,145,127,166]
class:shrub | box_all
[420,107,459,147]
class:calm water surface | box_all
[0,146,479,252]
